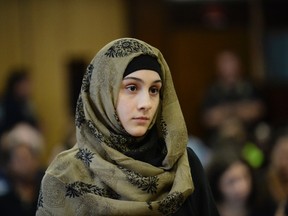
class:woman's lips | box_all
[133,117,150,124]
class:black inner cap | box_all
[123,55,162,78]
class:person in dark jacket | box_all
[0,68,39,137]
[0,123,44,216]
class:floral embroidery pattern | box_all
[107,133,135,153]
[75,148,95,167]
[105,38,154,58]
[81,64,94,92]
[86,120,134,152]
[158,192,184,215]
[113,111,126,133]
[65,181,120,199]
[75,97,85,128]
[159,117,168,137]
[147,201,153,210]
[87,120,105,143]
[109,133,128,145]
[37,189,44,209]
[119,167,159,194]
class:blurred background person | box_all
[0,67,40,138]
[268,129,288,216]
[253,127,288,216]
[201,50,266,146]
[214,117,265,170]
[206,150,256,216]
[0,123,45,216]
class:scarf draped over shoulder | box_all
[36,38,194,216]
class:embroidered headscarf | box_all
[37,38,194,215]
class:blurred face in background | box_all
[216,51,242,86]
[219,161,252,204]
[15,77,32,100]
[9,144,39,181]
[272,137,288,183]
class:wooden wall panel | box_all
[167,29,249,137]
[0,0,128,164]
[128,0,250,137]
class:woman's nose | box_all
[138,91,152,111]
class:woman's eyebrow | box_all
[153,80,162,85]
[123,77,143,82]
[123,77,162,84]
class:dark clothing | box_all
[202,80,265,147]
[0,191,37,216]
[250,169,285,216]
[174,148,220,216]
[203,80,261,110]
[0,171,44,216]
[0,97,38,136]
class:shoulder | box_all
[186,147,212,199]
[37,172,68,215]
[185,147,220,216]
[186,147,209,192]
[37,147,83,215]
[45,146,85,181]
[186,147,203,171]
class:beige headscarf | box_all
[36,38,194,215]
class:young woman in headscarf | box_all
[36,38,219,216]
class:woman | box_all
[0,68,39,138]
[36,38,219,215]
[265,129,288,216]
[206,150,255,216]
[0,123,44,216]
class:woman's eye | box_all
[126,85,137,92]
[150,87,160,95]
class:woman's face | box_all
[272,137,288,182]
[219,161,252,204]
[116,69,162,137]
